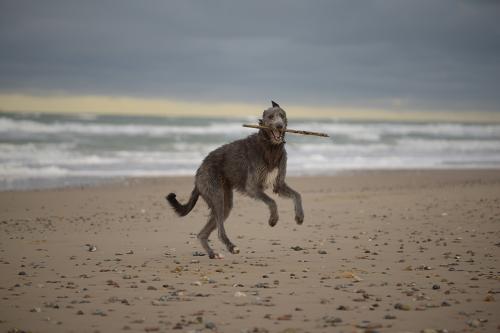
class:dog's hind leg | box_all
[216,201,238,254]
[212,189,239,255]
[223,185,233,220]
[201,185,238,257]
[197,214,217,259]
[223,184,239,253]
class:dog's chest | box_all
[263,168,279,189]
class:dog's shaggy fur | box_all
[167,101,303,258]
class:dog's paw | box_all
[209,253,224,259]
[227,244,240,254]
[295,214,304,225]
[268,215,279,227]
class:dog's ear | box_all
[258,118,263,126]
[271,101,280,108]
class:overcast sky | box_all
[1,0,499,113]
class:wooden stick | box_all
[242,124,329,137]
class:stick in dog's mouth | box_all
[242,124,329,138]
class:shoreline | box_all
[2,168,500,192]
[1,170,499,332]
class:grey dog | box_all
[167,101,304,258]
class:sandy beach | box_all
[1,170,499,333]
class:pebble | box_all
[394,303,411,311]
[92,309,107,316]
[242,328,269,333]
[322,316,342,326]
[276,314,292,320]
[318,250,327,254]
[291,246,304,251]
[205,321,216,330]
[106,280,120,288]
[432,284,440,290]
[421,329,438,333]
[234,291,247,297]
[356,321,382,329]
[253,282,270,288]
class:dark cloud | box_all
[1,0,499,111]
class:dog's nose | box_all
[276,124,284,130]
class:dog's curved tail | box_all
[166,187,199,217]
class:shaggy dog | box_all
[167,101,303,258]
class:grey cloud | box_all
[0,0,499,112]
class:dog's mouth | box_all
[269,127,285,144]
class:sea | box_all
[1,111,500,190]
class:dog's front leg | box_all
[273,154,304,224]
[274,157,304,225]
[248,188,279,227]
[275,183,304,225]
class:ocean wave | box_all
[288,143,389,154]
[0,117,247,137]
[0,143,207,168]
[288,139,500,157]
[0,164,198,180]
[292,122,500,140]
[2,116,500,144]
[395,138,500,152]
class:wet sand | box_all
[1,170,499,333]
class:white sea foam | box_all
[0,164,197,180]
[292,122,500,139]
[0,117,247,137]
[2,116,500,141]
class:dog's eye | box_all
[268,114,274,120]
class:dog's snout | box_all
[276,123,284,130]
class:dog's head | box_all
[259,101,288,145]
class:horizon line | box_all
[1,93,500,123]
